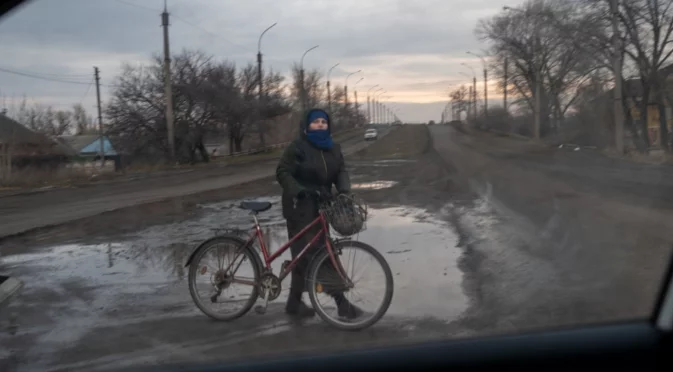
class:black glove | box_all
[297,189,320,200]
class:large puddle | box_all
[1,197,466,328]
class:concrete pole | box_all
[161,2,175,160]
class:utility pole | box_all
[373,99,377,124]
[366,96,370,124]
[299,45,319,114]
[257,22,276,149]
[344,70,361,126]
[354,90,359,127]
[610,0,624,154]
[162,1,175,161]
[483,67,488,117]
[468,86,473,122]
[94,66,105,168]
[374,97,381,124]
[472,77,478,120]
[327,63,339,116]
[366,85,379,125]
[468,52,488,117]
[504,57,508,112]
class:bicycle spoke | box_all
[309,241,392,330]
[189,238,260,321]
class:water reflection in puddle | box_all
[349,159,418,168]
[351,181,398,190]
[2,198,466,322]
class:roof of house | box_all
[0,114,74,157]
[0,114,49,145]
[57,134,117,156]
[58,135,102,153]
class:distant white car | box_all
[364,128,378,141]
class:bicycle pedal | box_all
[254,305,267,315]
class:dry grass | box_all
[220,147,285,165]
[0,165,118,189]
[334,127,366,142]
[1,128,369,191]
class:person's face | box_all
[308,117,329,131]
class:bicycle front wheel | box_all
[306,240,394,331]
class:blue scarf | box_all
[306,129,333,150]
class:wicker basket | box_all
[320,194,368,237]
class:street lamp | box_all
[343,70,362,128]
[327,62,340,115]
[459,72,475,121]
[299,45,319,112]
[461,65,477,120]
[366,84,379,124]
[344,70,362,107]
[256,22,276,147]
[381,95,393,125]
[374,90,386,125]
[353,77,364,124]
[467,51,488,117]
[504,5,541,140]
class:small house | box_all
[0,112,72,170]
[57,134,117,160]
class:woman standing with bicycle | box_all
[276,108,363,320]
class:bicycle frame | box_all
[223,209,351,286]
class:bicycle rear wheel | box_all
[306,240,393,331]
[188,236,261,321]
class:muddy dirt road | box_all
[431,124,673,333]
[3,123,672,371]
[1,125,470,372]
[0,126,388,240]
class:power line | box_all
[113,0,160,13]
[0,66,93,85]
[78,78,95,105]
[113,0,259,56]
[0,66,120,88]
[0,66,90,79]
[171,14,254,54]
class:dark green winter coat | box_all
[276,110,351,220]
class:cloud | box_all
[0,0,504,122]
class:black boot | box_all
[286,300,316,318]
[333,293,364,319]
[286,290,315,318]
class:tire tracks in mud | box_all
[427,124,673,338]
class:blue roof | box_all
[59,135,117,156]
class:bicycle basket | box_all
[322,194,368,237]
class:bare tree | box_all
[54,110,73,135]
[450,85,471,120]
[618,0,673,150]
[291,64,325,112]
[72,103,92,135]
[107,49,293,162]
[478,0,598,136]
[172,50,217,162]
[105,60,167,160]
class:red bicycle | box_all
[185,193,394,331]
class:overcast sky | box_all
[0,0,507,123]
